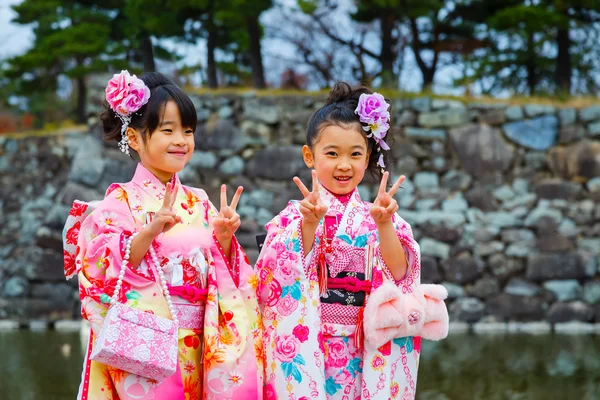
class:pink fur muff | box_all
[363,282,449,350]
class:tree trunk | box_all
[206,24,218,88]
[246,15,266,89]
[379,14,397,88]
[422,69,435,92]
[76,75,87,124]
[556,26,571,94]
[140,33,156,72]
[408,17,438,92]
[526,31,538,95]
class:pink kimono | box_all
[63,164,264,400]
[256,186,421,400]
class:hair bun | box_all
[326,82,354,104]
[326,81,372,107]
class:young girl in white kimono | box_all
[64,71,264,399]
[256,82,448,400]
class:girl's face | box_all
[128,100,195,183]
[302,124,369,195]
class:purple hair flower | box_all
[355,92,391,169]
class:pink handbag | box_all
[90,232,179,382]
[363,280,449,350]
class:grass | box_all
[186,86,600,108]
[1,125,87,139]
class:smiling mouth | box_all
[168,151,187,156]
[335,176,351,181]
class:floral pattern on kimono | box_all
[256,186,421,400]
[65,163,263,400]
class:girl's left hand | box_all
[213,184,243,239]
[370,171,405,224]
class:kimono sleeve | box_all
[255,201,310,306]
[378,212,421,290]
[76,189,144,333]
[202,196,247,287]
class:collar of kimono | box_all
[322,185,353,205]
[318,184,361,215]
[131,163,182,203]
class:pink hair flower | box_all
[105,70,150,116]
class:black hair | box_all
[101,72,197,156]
[306,81,393,180]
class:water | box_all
[1,331,599,399]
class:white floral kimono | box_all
[256,186,421,400]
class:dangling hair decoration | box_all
[354,92,391,173]
[105,70,151,156]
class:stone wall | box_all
[1,94,599,326]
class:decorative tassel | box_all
[318,252,328,297]
[354,307,365,348]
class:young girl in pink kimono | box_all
[256,83,448,400]
[63,71,264,400]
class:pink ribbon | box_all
[327,276,371,293]
[167,284,208,303]
[323,243,364,277]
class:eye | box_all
[185,129,194,135]
[326,151,337,156]
[352,152,362,157]
[162,129,173,133]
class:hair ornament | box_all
[105,70,151,155]
[354,92,390,169]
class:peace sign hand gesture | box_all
[213,184,243,240]
[145,182,183,238]
[293,170,328,224]
[370,171,405,224]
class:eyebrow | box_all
[322,145,365,150]
[159,120,174,126]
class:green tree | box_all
[456,0,600,96]
[6,0,123,123]
[352,0,402,88]
[120,0,189,72]
[545,0,600,94]
[353,0,483,90]
[240,0,272,88]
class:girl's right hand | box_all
[293,170,328,224]
[144,182,183,238]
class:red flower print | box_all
[65,221,81,245]
[317,332,326,353]
[184,335,201,350]
[266,279,282,307]
[102,278,129,303]
[63,250,76,277]
[223,310,234,322]
[184,361,195,374]
[85,276,131,304]
[378,341,392,356]
[292,324,309,343]
[181,259,197,286]
[69,202,88,217]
